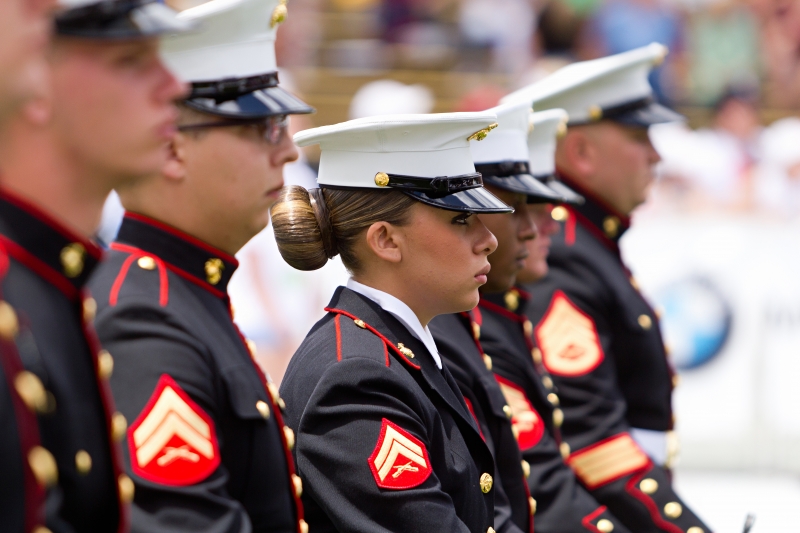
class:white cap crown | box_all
[528,109,569,177]
[469,100,532,165]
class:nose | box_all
[271,131,300,166]
[156,60,189,104]
[541,207,560,236]
[645,132,662,165]
[475,216,498,256]
[519,206,538,242]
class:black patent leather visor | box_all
[405,186,513,213]
[483,174,565,205]
[613,101,685,127]
[541,177,585,205]
[184,85,314,119]
[56,0,192,39]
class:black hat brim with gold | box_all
[56,0,193,39]
[612,101,684,127]
[405,187,514,214]
[475,162,566,204]
[540,176,584,205]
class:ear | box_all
[162,131,188,181]
[563,129,596,177]
[364,221,403,264]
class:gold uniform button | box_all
[268,382,281,403]
[292,473,303,498]
[0,300,19,340]
[523,320,533,337]
[60,243,85,278]
[256,400,270,419]
[503,405,512,419]
[354,319,366,329]
[560,442,571,459]
[639,478,658,494]
[504,290,519,312]
[547,393,559,406]
[28,446,58,487]
[529,496,537,515]
[33,527,53,533]
[551,206,568,222]
[602,216,619,238]
[82,297,97,323]
[487,528,496,533]
[629,276,640,291]
[118,474,135,503]
[111,412,127,442]
[531,347,542,364]
[97,350,114,380]
[687,528,704,533]
[511,424,520,440]
[597,519,614,532]
[479,472,493,493]
[483,354,492,371]
[284,426,295,450]
[14,371,47,413]
[246,339,258,359]
[204,258,224,285]
[520,459,530,478]
[299,519,309,533]
[75,450,92,475]
[663,502,683,519]
[672,374,680,388]
[137,256,156,270]
[552,408,564,427]
[472,322,480,340]
[542,376,554,390]
[638,314,652,330]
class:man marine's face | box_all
[0,0,56,124]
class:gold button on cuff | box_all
[639,478,658,494]
[638,314,652,330]
[547,393,559,406]
[292,473,303,498]
[354,319,366,329]
[472,322,480,339]
[97,350,114,380]
[503,405,512,419]
[559,442,571,459]
[663,502,683,519]
[0,301,19,340]
[531,347,542,364]
[523,320,533,337]
[529,497,537,515]
[256,400,270,419]
[111,412,127,442]
[597,519,614,532]
[29,446,58,487]
[521,459,530,478]
[542,376,554,390]
[82,297,97,323]
[60,243,85,278]
[137,256,156,270]
[118,474,135,503]
[374,172,390,187]
[551,206,568,222]
[75,450,92,475]
[299,519,309,533]
[479,472,493,493]
[552,408,564,427]
[284,426,295,450]
[397,343,414,359]
[483,354,492,371]
[14,371,47,413]
[687,528,704,533]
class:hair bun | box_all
[308,188,338,259]
[271,186,331,271]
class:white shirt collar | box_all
[346,279,442,369]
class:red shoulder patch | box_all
[128,374,220,486]
[494,375,545,450]
[535,290,604,377]
[368,418,432,490]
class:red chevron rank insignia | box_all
[368,419,431,490]
[495,375,545,450]
[128,374,220,486]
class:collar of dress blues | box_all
[555,172,631,248]
[346,278,443,370]
[0,188,103,299]
[115,212,239,298]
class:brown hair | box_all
[271,186,415,272]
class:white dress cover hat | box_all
[161,0,313,118]
[55,0,192,39]
[469,100,565,204]
[502,43,683,127]
[294,112,513,213]
[527,109,583,204]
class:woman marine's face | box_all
[398,202,497,317]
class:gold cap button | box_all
[560,442,571,459]
[137,256,156,270]
[204,258,224,285]
[111,412,127,442]
[588,104,603,121]
[118,473,135,503]
[28,446,58,487]
[354,319,366,328]
[663,501,683,519]
[0,300,19,340]
[256,400,270,419]
[284,426,295,450]
[597,519,614,532]
[552,408,564,427]
[638,314,652,330]
[97,350,114,380]
[542,376,553,390]
[551,206,568,221]
[483,354,492,371]
[75,450,92,475]
[687,528,704,533]
[547,393,559,406]
[639,478,658,494]
[503,405,512,419]
[374,172,390,187]
[529,496,537,515]
[60,243,85,278]
[299,519,309,533]
[479,472,493,493]
[14,371,47,413]
[82,297,97,323]
[531,347,542,364]
[292,473,303,498]
[520,459,530,478]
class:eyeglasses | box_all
[178,114,289,145]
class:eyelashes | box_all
[452,213,473,225]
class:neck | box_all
[351,274,434,327]
[0,127,108,237]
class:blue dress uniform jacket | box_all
[474,296,628,533]
[429,312,532,533]
[88,213,305,533]
[280,287,496,533]
[521,178,711,533]
[0,189,129,533]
